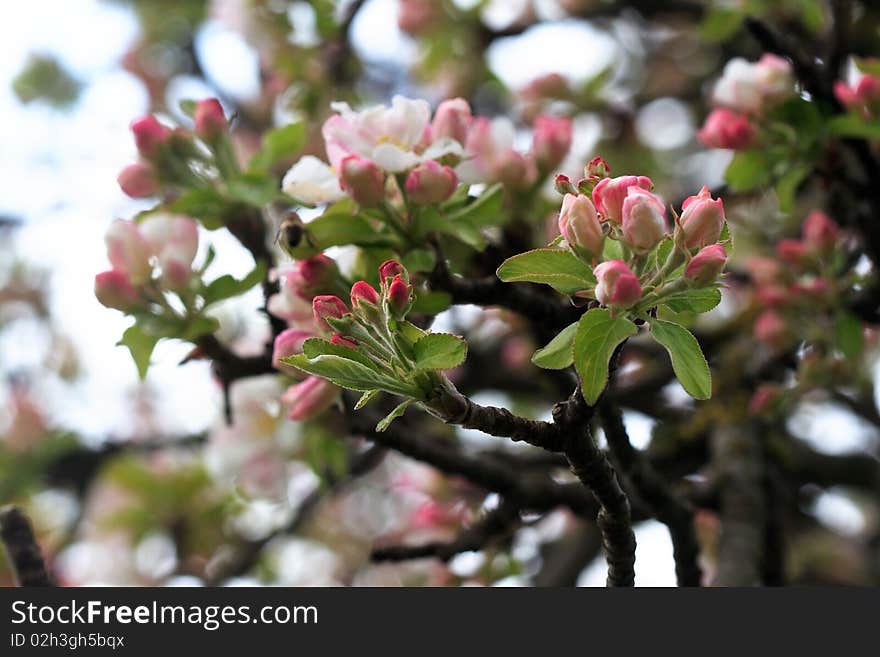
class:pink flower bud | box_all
[593,260,642,309]
[621,187,667,253]
[94,269,140,311]
[387,275,412,318]
[749,383,781,416]
[697,109,755,150]
[105,220,153,284]
[494,150,537,189]
[139,214,199,278]
[592,175,653,224]
[754,310,788,348]
[554,174,576,195]
[431,98,472,145]
[397,0,438,35]
[330,334,358,348]
[776,239,808,266]
[312,295,349,329]
[746,256,782,285]
[378,260,407,289]
[756,283,787,307]
[558,193,603,257]
[194,98,227,139]
[531,115,572,171]
[273,328,312,377]
[117,162,157,198]
[802,210,839,252]
[281,376,338,421]
[586,156,611,179]
[685,244,728,287]
[405,160,458,205]
[339,155,385,207]
[350,280,380,309]
[834,74,880,117]
[160,257,192,291]
[292,254,339,299]
[677,186,725,249]
[130,115,171,157]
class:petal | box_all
[282,156,345,204]
[371,143,421,173]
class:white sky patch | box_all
[811,489,867,537]
[578,520,676,587]
[351,0,417,64]
[195,20,262,101]
[487,22,616,90]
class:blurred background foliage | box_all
[2,0,880,586]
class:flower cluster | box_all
[748,210,841,350]
[282,95,571,206]
[117,99,232,199]
[698,54,795,150]
[95,214,200,311]
[554,161,728,312]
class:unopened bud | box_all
[117,162,158,198]
[281,376,338,421]
[350,280,380,309]
[754,310,789,348]
[554,174,576,195]
[776,239,808,266]
[330,334,358,348]
[339,155,385,207]
[312,295,349,330]
[593,260,642,309]
[558,193,603,258]
[95,270,140,311]
[621,187,667,253]
[685,244,728,287]
[194,98,227,140]
[802,210,839,253]
[272,328,312,377]
[431,98,472,145]
[592,175,653,224]
[405,160,457,205]
[532,115,572,172]
[130,115,171,157]
[676,186,725,249]
[387,275,412,319]
[586,156,611,179]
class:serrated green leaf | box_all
[412,333,467,371]
[202,261,266,307]
[497,248,595,294]
[302,337,377,369]
[282,354,419,396]
[398,321,427,345]
[574,309,638,405]
[118,324,159,380]
[834,311,864,358]
[532,321,578,370]
[662,287,722,314]
[375,400,413,432]
[248,122,306,173]
[649,319,712,400]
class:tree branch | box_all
[599,402,702,586]
[0,506,53,587]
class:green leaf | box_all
[287,212,394,258]
[497,248,595,295]
[118,324,159,380]
[446,184,503,227]
[169,189,236,230]
[661,287,722,314]
[828,115,880,141]
[302,337,378,369]
[179,315,221,341]
[355,390,382,410]
[179,99,197,117]
[725,151,771,193]
[248,122,306,173]
[532,321,578,370]
[401,248,436,273]
[573,309,638,405]
[834,311,864,358]
[282,354,419,396]
[227,173,282,207]
[202,261,266,306]
[602,238,624,262]
[776,165,810,213]
[398,321,427,345]
[410,290,452,315]
[649,319,712,400]
[375,400,413,432]
[412,333,467,371]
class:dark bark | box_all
[0,506,53,587]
